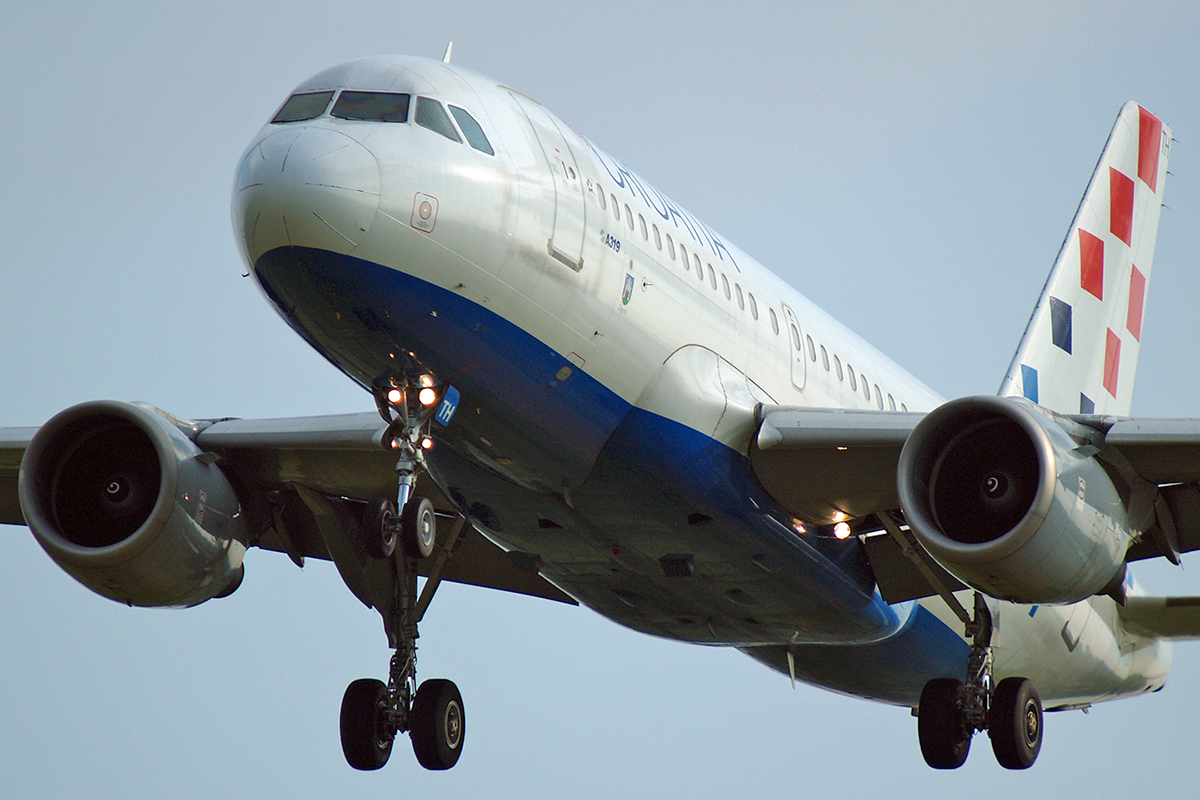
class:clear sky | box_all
[4,2,1200,797]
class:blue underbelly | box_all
[253,244,967,699]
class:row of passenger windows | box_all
[596,185,772,324]
[596,182,907,412]
[786,320,908,411]
[271,90,495,156]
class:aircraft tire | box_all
[918,678,971,769]
[362,497,398,559]
[340,678,394,770]
[411,678,464,770]
[989,677,1042,769]
[401,496,437,559]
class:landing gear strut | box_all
[339,509,470,771]
[374,380,444,522]
[917,592,1043,770]
[339,380,468,771]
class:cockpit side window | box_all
[271,91,334,123]
[449,106,495,155]
[415,97,462,143]
[331,91,410,122]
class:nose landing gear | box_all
[917,593,1044,770]
[339,511,470,771]
[339,381,468,771]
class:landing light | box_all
[421,437,434,450]
[387,388,403,405]
[833,522,852,540]
[418,387,438,407]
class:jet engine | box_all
[897,395,1128,604]
[18,401,247,607]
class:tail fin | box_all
[998,103,1171,416]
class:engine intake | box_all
[19,401,247,607]
[898,395,1128,604]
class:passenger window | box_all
[847,365,857,391]
[652,224,662,250]
[901,403,909,412]
[862,377,871,401]
[875,385,884,409]
[449,106,495,154]
[415,97,462,142]
[735,284,745,310]
[272,91,334,123]
[611,195,620,220]
[749,293,759,320]
[806,335,816,362]
[333,91,410,122]
[707,265,717,290]
[679,244,688,269]
[888,393,896,411]
[694,254,703,281]
[834,355,843,381]
[666,234,675,259]
[721,273,731,299]
[625,205,635,231]
[769,307,778,334]
[639,214,648,240]
[790,324,801,350]
[820,345,830,371]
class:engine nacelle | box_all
[18,401,248,608]
[897,395,1128,604]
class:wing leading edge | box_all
[751,403,1200,603]
[0,409,574,605]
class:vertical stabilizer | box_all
[998,103,1171,416]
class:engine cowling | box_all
[18,401,248,608]
[897,395,1128,604]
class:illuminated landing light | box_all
[833,522,852,540]
[418,387,438,407]
[387,388,403,405]
[421,437,434,450]
[792,518,807,535]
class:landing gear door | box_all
[781,304,806,391]
[509,93,587,272]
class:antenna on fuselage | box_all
[442,41,453,63]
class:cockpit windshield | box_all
[449,106,495,155]
[414,97,462,143]
[271,91,334,123]
[331,91,410,123]
[267,89,494,157]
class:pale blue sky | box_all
[4,2,1200,797]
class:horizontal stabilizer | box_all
[1121,596,1200,640]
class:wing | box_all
[0,427,37,525]
[0,408,573,606]
[751,403,1200,604]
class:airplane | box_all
[1,50,1197,773]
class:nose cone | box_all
[233,127,380,268]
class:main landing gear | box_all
[917,593,1043,770]
[338,381,467,771]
